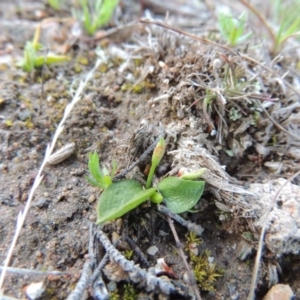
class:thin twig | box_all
[0,59,101,294]
[67,224,96,300]
[124,236,150,268]
[157,205,204,236]
[248,170,300,300]
[92,274,109,300]
[167,217,202,300]
[140,18,234,53]
[239,0,276,46]
[256,100,300,141]
[89,253,109,287]
[0,266,67,276]
[113,129,165,181]
[94,226,189,297]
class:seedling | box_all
[74,0,119,36]
[87,137,206,224]
[17,26,70,72]
[240,0,300,53]
[218,12,252,47]
[273,0,300,52]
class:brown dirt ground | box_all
[0,0,300,299]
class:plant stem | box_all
[146,137,165,189]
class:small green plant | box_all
[189,250,223,292]
[240,0,300,53]
[87,137,206,224]
[186,231,202,246]
[74,0,119,35]
[272,0,300,52]
[218,11,252,47]
[124,284,137,300]
[109,289,119,300]
[17,26,70,72]
[124,249,133,260]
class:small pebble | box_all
[147,245,159,256]
[18,109,31,121]
[263,284,294,300]
[112,232,120,245]
[35,198,50,209]
[89,215,96,222]
[35,251,42,258]
[107,281,117,292]
[88,194,96,203]
[25,282,45,300]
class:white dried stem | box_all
[0,59,101,293]
[94,227,188,297]
[67,224,96,300]
[0,266,66,276]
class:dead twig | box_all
[124,236,150,268]
[167,217,202,300]
[140,18,234,53]
[256,100,300,141]
[113,127,165,181]
[239,0,276,46]
[157,205,204,236]
[0,267,67,277]
[89,253,109,288]
[66,224,96,300]
[248,170,300,300]
[94,226,189,297]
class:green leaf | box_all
[96,180,156,224]
[34,54,70,67]
[87,152,112,189]
[146,137,165,189]
[98,0,119,27]
[158,177,205,214]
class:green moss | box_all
[121,80,156,94]
[124,284,137,300]
[109,284,137,300]
[109,289,119,300]
[190,251,223,291]
[124,249,133,260]
[186,231,202,246]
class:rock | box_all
[249,178,300,255]
[25,281,45,300]
[18,109,32,121]
[263,284,294,300]
[147,245,159,256]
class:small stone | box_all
[111,232,120,245]
[35,251,43,258]
[18,109,31,121]
[89,215,96,222]
[25,282,45,299]
[35,198,50,209]
[88,194,96,203]
[21,193,28,202]
[107,281,117,292]
[147,245,159,256]
[263,284,294,300]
